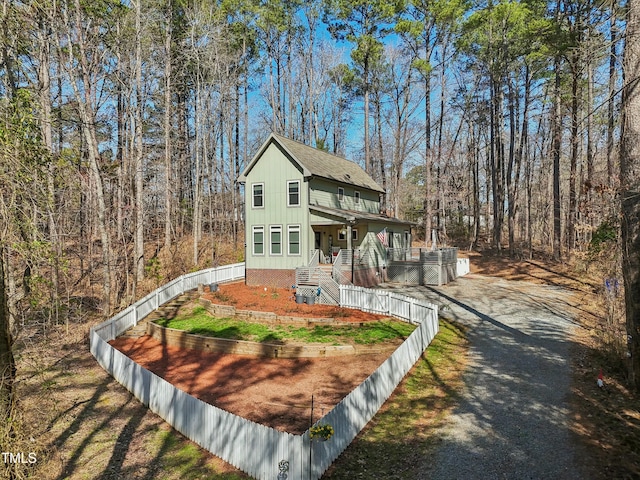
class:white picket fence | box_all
[90,263,439,480]
[310,285,439,478]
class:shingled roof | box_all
[238,133,385,193]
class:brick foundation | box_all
[246,269,296,288]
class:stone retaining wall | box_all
[146,321,396,358]
[199,298,370,327]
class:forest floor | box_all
[10,249,640,479]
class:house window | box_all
[252,183,264,208]
[253,226,264,255]
[288,225,301,255]
[338,229,346,241]
[338,187,344,201]
[270,225,282,255]
[287,180,300,206]
[352,229,358,241]
[354,191,360,204]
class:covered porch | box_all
[309,205,412,265]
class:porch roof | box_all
[309,205,415,226]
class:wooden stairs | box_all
[120,291,198,339]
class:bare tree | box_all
[56,0,113,313]
[133,0,145,288]
[619,0,640,390]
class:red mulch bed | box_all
[110,335,391,434]
[203,282,386,322]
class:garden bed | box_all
[110,334,392,434]
[202,282,385,322]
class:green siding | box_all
[244,143,310,270]
[309,178,379,213]
[243,141,412,274]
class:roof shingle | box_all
[240,133,385,193]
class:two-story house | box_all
[237,133,413,288]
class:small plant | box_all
[329,307,350,318]
[212,291,233,303]
[589,220,618,256]
[309,423,334,441]
[145,256,163,286]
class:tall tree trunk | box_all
[1,0,17,97]
[586,52,594,233]
[177,90,188,233]
[424,72,432,247]
[507,76,517,256]
[364,86,371,175]
[375,90,386,213]
[490,77,504,250]
[568,60,579,251]
[193,79,202,266]
[619,0,640,391]
[164,1,173,251]
[60,0,112,313]
[234,83,241,250]
[508,67,528,258]
[437,50,447,241]
[607,3,618,185]
[551,55,562,261]
[134,0,145,286]
[37,13,61,323]
[0,245,15,422]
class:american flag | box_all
[377,228,388,247]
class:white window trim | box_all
[288,224,301,256]
[352,228,358,241]
[287,180,301,207]
[252,225,265,256]
[252,183,264,209]
[354,190,361,204]
[338,186,344,201]
[270,225,283,256]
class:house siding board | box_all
[309,178,379,213]
[244,143,310,271]
[310,211,343,225]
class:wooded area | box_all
[1,0,639,474]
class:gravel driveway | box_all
[380,274,587,480]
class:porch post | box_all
[346,224,352,250]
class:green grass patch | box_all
[323,319,468,479]
[156,305,415,345]
[149,427,249,479]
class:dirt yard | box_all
[110,335,391,434]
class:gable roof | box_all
[238,133,385,193]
